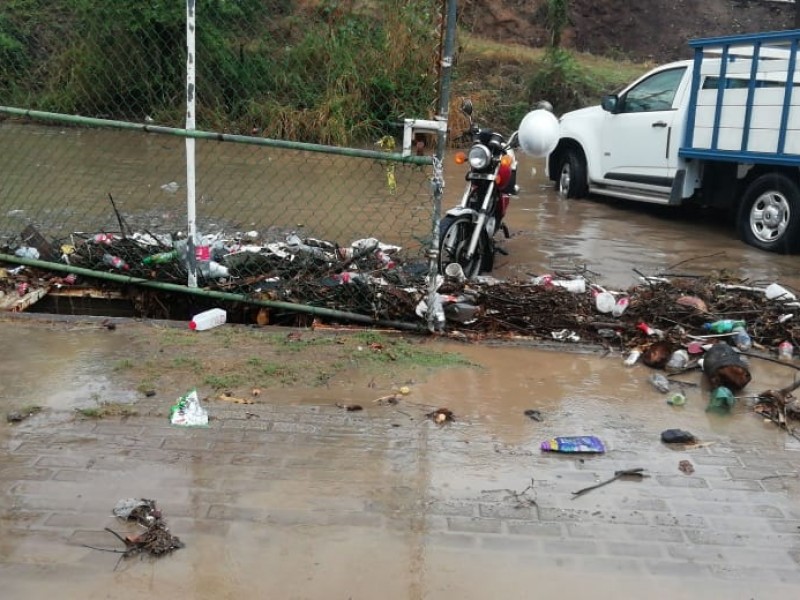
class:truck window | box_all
[621,67,686,113]
[702,76,791,89]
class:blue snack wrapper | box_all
[541,436,605,453]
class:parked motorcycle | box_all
[438,99,559,279]
[438,99,520,278]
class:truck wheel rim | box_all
[750,191,789,243]
[559,164,571,196]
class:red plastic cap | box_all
[189,320,197,330]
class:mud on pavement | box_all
[1,315,800,599]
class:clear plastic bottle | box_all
[778,341,794,361]
[102,253,129,271]
[732,327,752,351]
[649,373,671,394]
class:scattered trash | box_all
[766,283,797,302]
[623,349,642,366]
[427,407,454,425]
[665,349,690,372]
[732,327,752,351]
[778,341,794,361]
[541,435,605,454]
[113,498,159,522]
[636,322,664,339]
[676,295,708,312]
[83,498,183,564]
[649,373,671,394]
[702,319,746,334]
[216,392,254,405]
[678,460,695,475]
[189,307,227,331]
[612,296,629,317]
[667,392,687,406]
[707,386,736,412]
[594,290,616,313]
[336,403,363,412]
[642,340,673,369]
[661,428,697,444]
[169,389,208,426]
[444,262,466,283]
[753,379,800,440]
[702,342,751,391]
[572,468,647,498]
[523,409,543,422]
[551,329,580,343]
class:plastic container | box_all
[623,349,641,366]
[702,319,746,334]
[732,327,752,351]
[551,278,586,293]
[612,296,629,317]
[765,283,797,302]
[594,291,616,313]
[189,308,227,331]
[665,349,689,372]
[667,392,687,406]
[445,262,466,283]
[778,341,794,361]
[649,373,671,394]
[142,250,178,266]
[444,301,480,323]
[102,253,129,271]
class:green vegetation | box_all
[0,0,651,143]
[0,0,439,144]
[76,401,138,419]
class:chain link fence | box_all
[0,1,448,326]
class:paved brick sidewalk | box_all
[1,333,799,598]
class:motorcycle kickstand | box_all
[501,223,510,239]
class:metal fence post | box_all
[426,0,457,332]
[186,0,198,288]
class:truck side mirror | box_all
[601,94,619,113]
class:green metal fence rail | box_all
[0,0,454,328]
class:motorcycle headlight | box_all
[468,144,491,170]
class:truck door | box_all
[600,67,687,189]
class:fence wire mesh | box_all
[0,1,446,325]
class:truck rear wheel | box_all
[738,173,800,253]
[557,149,588,199]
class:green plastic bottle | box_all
[142,249,178,266]
[702,319,746,334]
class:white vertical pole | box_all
[186,0,198,287]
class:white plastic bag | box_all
[170,389,209,427]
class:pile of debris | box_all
[1,226,798,359]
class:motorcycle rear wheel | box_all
[438,215,492,278]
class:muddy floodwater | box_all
[1,124,800,598]
[1,318,800,599]
[1,122,798,292]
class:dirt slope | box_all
[463,0,796,62]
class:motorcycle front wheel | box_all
[438,215,492,278]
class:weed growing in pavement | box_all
[76,401,137,419]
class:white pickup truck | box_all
[546,29,800,253]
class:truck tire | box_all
[556,149,588,199]
[738,173,800,253]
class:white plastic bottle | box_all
[189,308,227,331]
